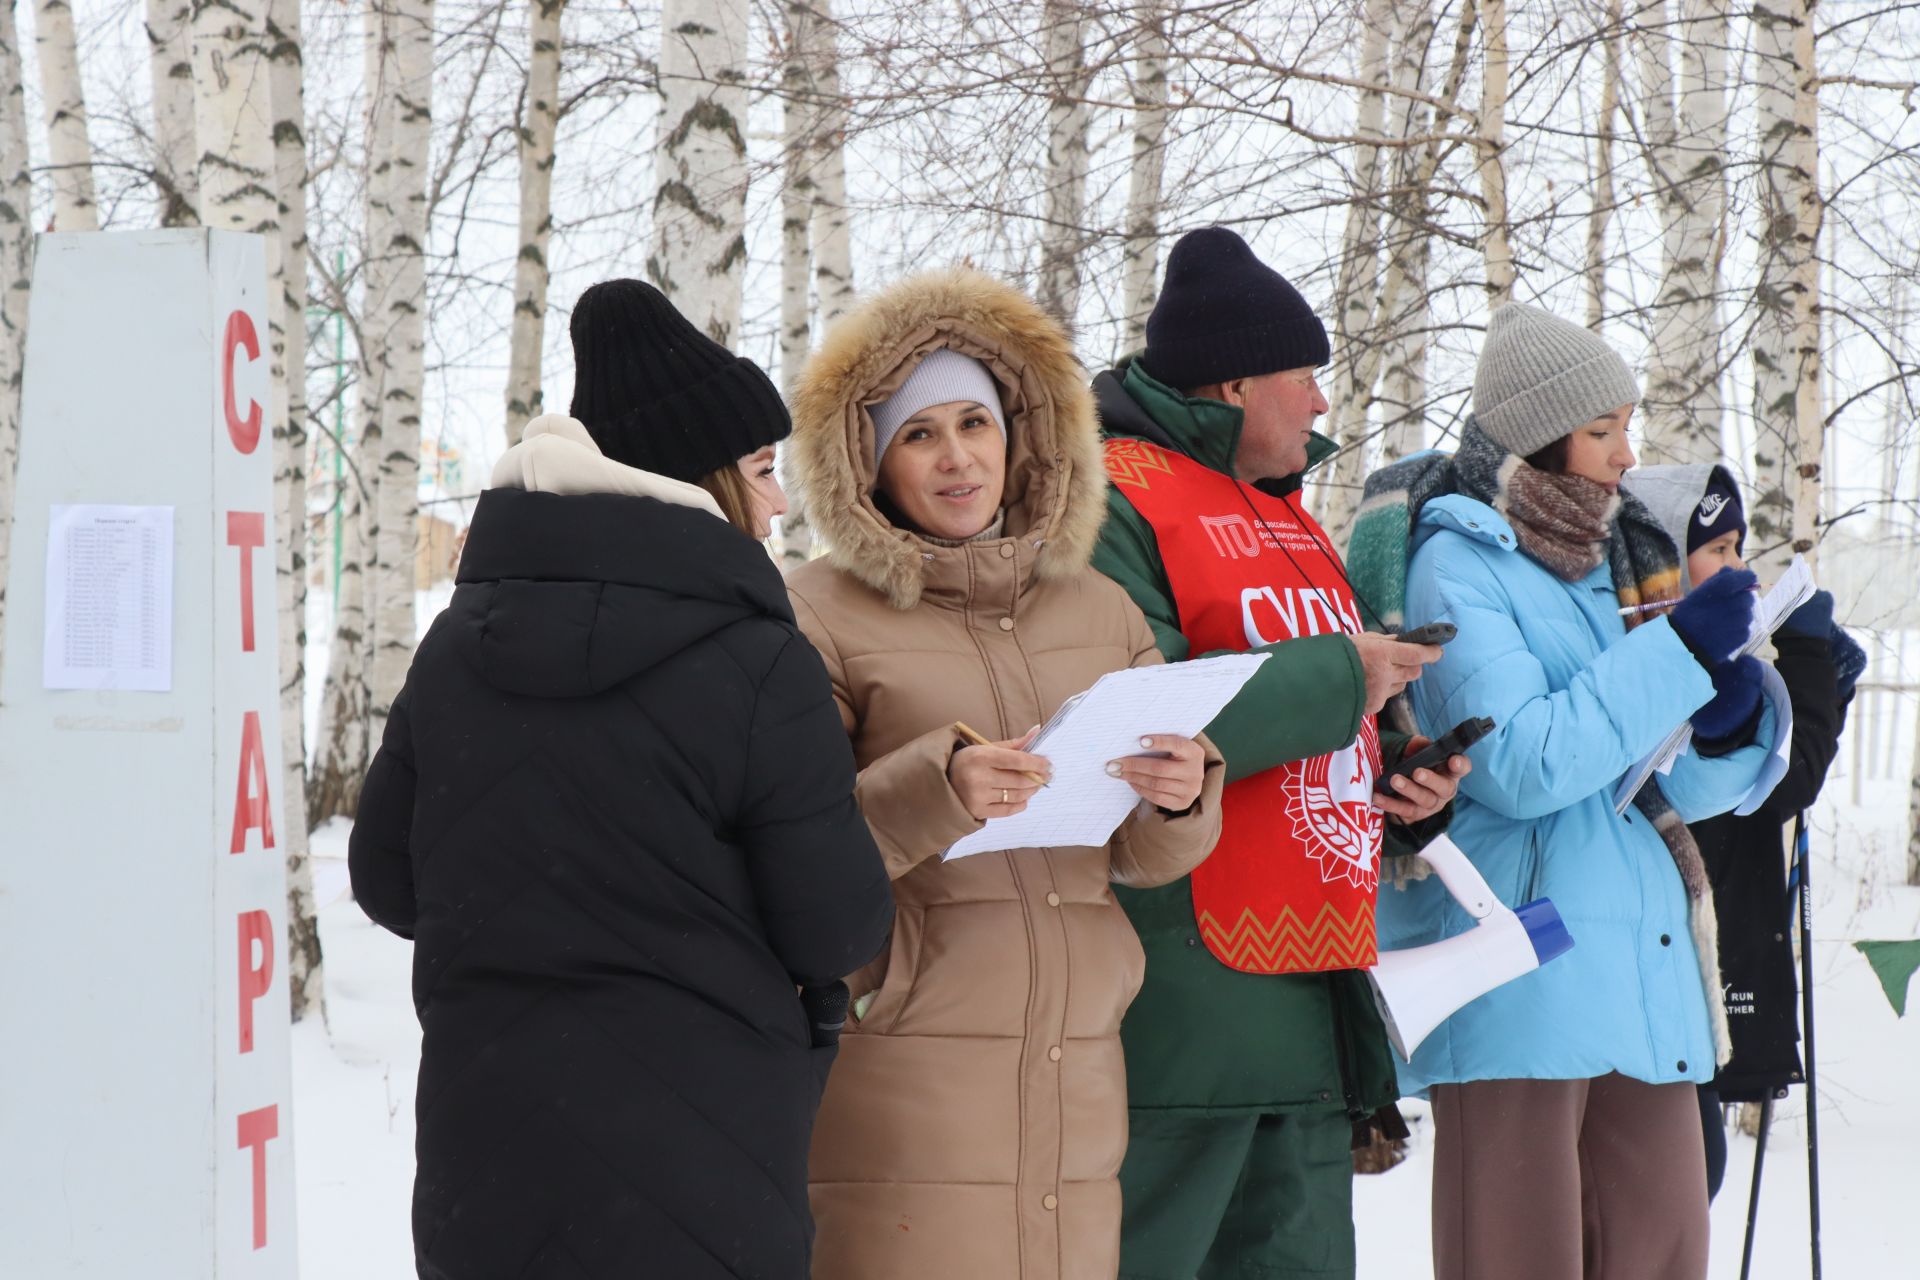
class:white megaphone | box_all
[1369,834,1575,1061]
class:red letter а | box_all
[230,711,275,854]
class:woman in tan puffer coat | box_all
[785,268,1226,1280]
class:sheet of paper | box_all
[1613,555,1815,813]
[1656,729,1687,775]
[42,504,174,692]
[1738,555,1816,659]
[945,652,1269,861]
[1732,662,1795,817]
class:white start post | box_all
[0,230,297,1275]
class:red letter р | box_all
[236,1105,278,1250]
[238,910,274,1053]
[226,512,264,653]
[222,310,263,455]
[230,711,276,854]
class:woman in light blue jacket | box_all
[1359,304,1780,1280]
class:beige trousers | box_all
[1429,1074,1709,1280]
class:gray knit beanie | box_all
[1473,303,1641,458]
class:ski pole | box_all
[1737,1096,1774,1280]
[1793,815,1822,1280]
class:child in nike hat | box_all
[1624,461,1865,1203]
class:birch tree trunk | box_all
[503,0,562,447]
[1377,226,1430,462]
[1638,0,1730,466]
[147,0,198,225]
[307,464,369,823]
[0,0,30,686]
[781,0,854,569]
[368,0,430,736]
[1635,0,1683,386]
[1379,0,1436,463]
[192,0,277,239]
[808,0,853,326]
[359,3,393,449]
[1476,0,1513,306]
[1119,1,1168,355]
[1035,0,1093,332]
[1330,0,1476,544]
[1880,283,1908,539]
[1671,0,1730,439]
[1909,711,1920,885]
[1318,0,1396,540]
[1585,0,1621,330]
[1635,0,1678,159]
[267,0,319,1020]
[650,0,748,345]
[308,3,390,821]
[1784,7,1822,568]
[779,0,816,389]
[32,0,96,230]
[1749,0,1822,573]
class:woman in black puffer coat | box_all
[349,280,893,1280]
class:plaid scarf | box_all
[1349,418,1730,1065]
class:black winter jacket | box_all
[350,486,893,1280]
[1693,631,1851,1101]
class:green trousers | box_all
[1118,1109,1355,1280]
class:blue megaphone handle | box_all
[1515,898,1574,965]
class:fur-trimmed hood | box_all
[788,268,1106,610]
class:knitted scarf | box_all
[1349,418,1730,1065]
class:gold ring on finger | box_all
[1001,788,1009,805]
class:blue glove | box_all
[1830,624,1867,700]
[1668,568,1758,667]
[1779,588,1835,639]
[1692,654,1765,741]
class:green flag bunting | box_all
[1853,939,1920,1017]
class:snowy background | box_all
[290,604,1920,1279]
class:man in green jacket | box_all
[1091,226,1467,1280]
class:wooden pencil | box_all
[952,720,1049,787]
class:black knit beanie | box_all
[567,279,791,483]
[1143,226,1331,389]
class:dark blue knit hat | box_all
[1143,227,1330,389]
[1688,466,1746,554]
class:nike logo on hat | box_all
[1697,493,1730,525]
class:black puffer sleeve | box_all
[1758,633,1850,819]
[738,633,895,987]
[349,683,419,940]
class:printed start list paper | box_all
[42,504,175,692]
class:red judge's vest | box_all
[1105,438,1382,973]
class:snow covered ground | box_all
[292,783,1920,1280]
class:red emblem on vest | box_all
[1106,438,1381,973]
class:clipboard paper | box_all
[1612,556,1817,814]
[944,652,1269,860]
